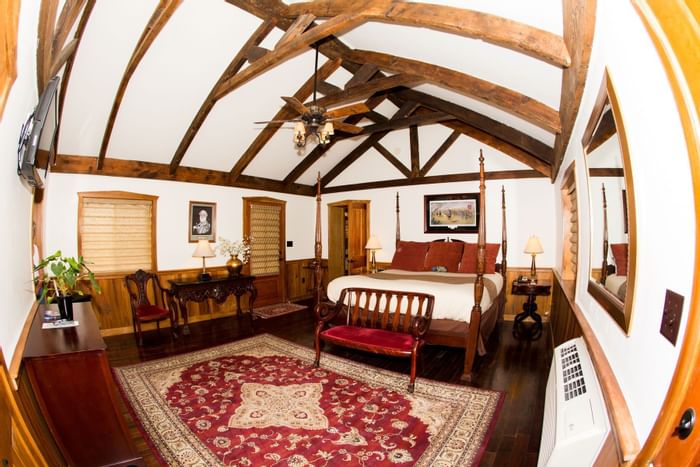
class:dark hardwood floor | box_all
[105,305,552,466]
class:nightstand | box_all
[511,280,551,340]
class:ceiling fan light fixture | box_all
[293,121,306,148]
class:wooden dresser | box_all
[19,301,142,466]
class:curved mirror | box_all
[583,70,637,333]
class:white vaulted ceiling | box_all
[42,0,592,195]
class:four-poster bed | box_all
[599,184,628,301]
[311,151,508,382]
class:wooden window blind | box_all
[249,203,281,276]
[561,164,578,282]
[78,192,157,274]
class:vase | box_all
[227,256,243,276]
[56,294,74,321]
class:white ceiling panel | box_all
[417,124,456,167]
[327,147,407,188]
[296,135,368,186]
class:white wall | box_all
[556,0,695,443]
[0,2,42,365]
[45,174,317,270]
[321,178,556,269]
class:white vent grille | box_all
[538,337,610,467]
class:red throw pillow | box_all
[424,241,464,272]
[610,243,628,276]
[458,242,500,274]
[390,241,430,271]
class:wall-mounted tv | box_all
[17,76,61,188]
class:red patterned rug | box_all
[252,302,306,319]
[114,334,503,466]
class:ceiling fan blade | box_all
[332,121,364,134]
[281,96,309,115]
[325,102,370,120]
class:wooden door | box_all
[347,202,368,275]
[328,205,345,282]
[243,197,286,307]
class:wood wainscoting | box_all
[88,260,329,337]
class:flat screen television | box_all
[17,76,61,188]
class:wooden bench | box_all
[314,287,435,393]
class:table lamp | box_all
[524,235,544,281]
[365,236,382,273]
[193,240,215,281]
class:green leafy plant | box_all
[33,250,101,303]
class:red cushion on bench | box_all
[321,325,415,353]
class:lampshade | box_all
[192,240,215,258]
[365,236,382,250]
[524,235,544,255]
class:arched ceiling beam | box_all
[212,10,383,100]
[285,1,571,67]
[168,18,278,174]
[348,49,562,134]
[396,88,553,164]
[97,0,183,170]
[228,57,342,181]
[306,73,423,109]
[52,0,87,60]
[551,0,596,179]
[37,0,59,91]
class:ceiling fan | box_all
[255,44,368,148]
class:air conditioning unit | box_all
[538,337,610,467]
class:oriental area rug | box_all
[114,334,503,466]
[252,302,306,319]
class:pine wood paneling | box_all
[503,267,554,321]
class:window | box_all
[78,192,157,274]
[561,163,578,282]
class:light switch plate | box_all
[660,289,684,345]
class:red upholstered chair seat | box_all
[321,325,415,354]
[136,303,170,321]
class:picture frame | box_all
[424,193,480,234]
[189,201,216,242]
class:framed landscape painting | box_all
[189,201,216,242]
[424,193,480,234]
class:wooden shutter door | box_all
[243,197,286,307]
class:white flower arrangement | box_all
[217,237,252,264]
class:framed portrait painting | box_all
[424,193,480,234]
[189,201,216,242]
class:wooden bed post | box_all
[312,173,324,316]
[501,185,508,278]
[395,192,400,247]
[601,183,609,285]
[462,150,486,382]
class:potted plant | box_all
[34,250,101,321]
[216,237,252,276]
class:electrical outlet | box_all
[286,240,293,247]
[660,289,684,345]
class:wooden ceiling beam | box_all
[419,129,460,177]
[98,0,183,170]
[322,169,546,194]
[37,0,59,91]
[213,12,373,100]
[322,101,418,187]
[348,49,562,134]
[53,154,315,196]
[286,1,571,67]
[359,110,450,135]
[275,13,316,48]
[397,88,554,164]
[442,119,552,178]
[409,125,420,177]
[228,58,343,181]
[48,39,78,78]
[551,0,596,180]
[168,19,277,174]
[373,142,411,178]
[52,0,86,65]
[344,64,379,88]
[308,73,423,109]
[316,80,342,95]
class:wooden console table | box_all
[20,302,142,466]
[169,275,257,334]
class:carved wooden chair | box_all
[124,269,176,345]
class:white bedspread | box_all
[326,269,504,323]
[604,274,627,301]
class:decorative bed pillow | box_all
[610,243,628,276]
[457,243,501,274]
[424,241,464,272]
[390,241,430,271]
